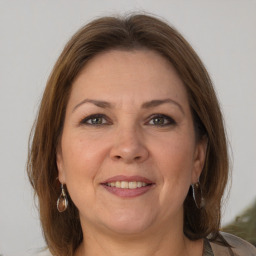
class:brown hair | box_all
[27,14,229,256]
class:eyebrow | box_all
[141,99,184,114]
[72,98,184,114]
[72,99,112,112]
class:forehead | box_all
[68,49,189,109]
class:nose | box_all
[109,127,149,164]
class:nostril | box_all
[110,142,149,163]
[114,155,141,161]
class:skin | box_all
[57,49,207,256]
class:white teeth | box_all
[137,182,142,188]
[121,181,128,188]
[106,181,149,189]
[128,181,136,189]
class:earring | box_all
[192,181,205,209]
[57,183,68,212]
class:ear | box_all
[192,136,208,183]
[56,143,66,184]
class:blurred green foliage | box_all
[222,199,256,246]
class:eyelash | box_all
[79,114,176,127]
[80,114,110,126]
[146,114,176,126]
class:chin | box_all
[105,220,151,235]
[99,210,155,235]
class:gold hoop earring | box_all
[192,181,205,209]
[57,183,68,212]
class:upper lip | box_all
[101,175,154,184]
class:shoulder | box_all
[222,232,256,255]
[209,232,256,256]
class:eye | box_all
[80,114,110,126]
[147,114,176,126]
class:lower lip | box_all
[102,184,153,198]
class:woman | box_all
[27,14,256,256]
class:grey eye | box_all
[89,117,105,125]
[150,117,166,125]
[81,114,109,126]
[148,114,176,126]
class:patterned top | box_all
[203,239,214,256]
[206,232,256,256]
[34,233,256,256]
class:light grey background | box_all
[0,1,255,256]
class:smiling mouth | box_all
[106,181,151,189]
[101,175,154,197]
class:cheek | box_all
[60,131,114,200]
[156,134,195,198]
[62,132,106,170]
[60,140,98,212]
[60,134,101,191]
[160,152,193,190]
[158,131,195,172]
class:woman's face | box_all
[57,49,206,236]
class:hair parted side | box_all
[27,14,229,256]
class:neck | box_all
[75,220,203,256]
